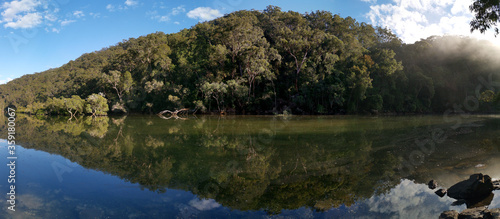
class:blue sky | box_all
[0,0,497,84]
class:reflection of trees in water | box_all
[407,118,500,186]
[6,115,499,213]
[2,115,401,212]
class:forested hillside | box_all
[1,6,499,115]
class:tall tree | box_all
[276,11,325,92]
[103,70,133,102]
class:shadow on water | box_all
[0,114,499,218]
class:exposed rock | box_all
[493,180,500,190]
[440,208,500,219]
[436,188,447,197]
[429,180,438,189]
[459,207,487,219]
[440,210,459,219]
[484,208,500,219]
[448,174,494,200]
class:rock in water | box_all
[484,208,500,218]
[429,180,438,189]
[441,208,500,219]
[447,173,494,200]
[439,210,458,219]
[466,192,494,209]
[436,188,447,197]
[459,207,488,219]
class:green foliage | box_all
[201,81,228,112]
[25,102,45,115]
[46,97,66,115]
[480,90,496,102]
[85,93,109,116]
[470,0,500,36]
[103,70,133,102]
[1,6,500,115]
[64,95,85,117]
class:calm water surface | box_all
[1,114,499,218]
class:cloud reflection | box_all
[189,198,221,211]
[365,179,463,218]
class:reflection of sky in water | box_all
[364,180,464,218]
[1,142,499,218]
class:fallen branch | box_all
[158,114,187,120]
[158,108,189,116]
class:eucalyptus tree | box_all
[470,0,500,36]
[103,70,133,103]
[275,11,325,92]
[63,95,85,118]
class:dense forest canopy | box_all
[1,5,499,115]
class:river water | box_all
[1,114,499,218]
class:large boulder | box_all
[447,173,494,200]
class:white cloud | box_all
[0,0,45,29]
[106,4,115,12]
[365,179,463,218]
[187,7,222,21]
[149,6,185,23]
[361,0,377,4]
[172,5,185,16]
[158,16,169,22]
[107,2,133,12]
[73,10,84,18]
[0,77,13,84]
[4,12,41,28]
[60,19,75,26]
[174,21,180,25]
[1,0,40,22]
[366,0,499,44]
[89,12,100,19]
[44,12,56,22]
[0,0,67,29]
[124,0,137,7]
[189,199,220,211]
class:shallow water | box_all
[1,114,499,218]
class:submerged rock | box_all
[466,193,494,209]
[447,174,494,200]
[429,180,438,190]
[439,173,500,218]
[436,188,447,197]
